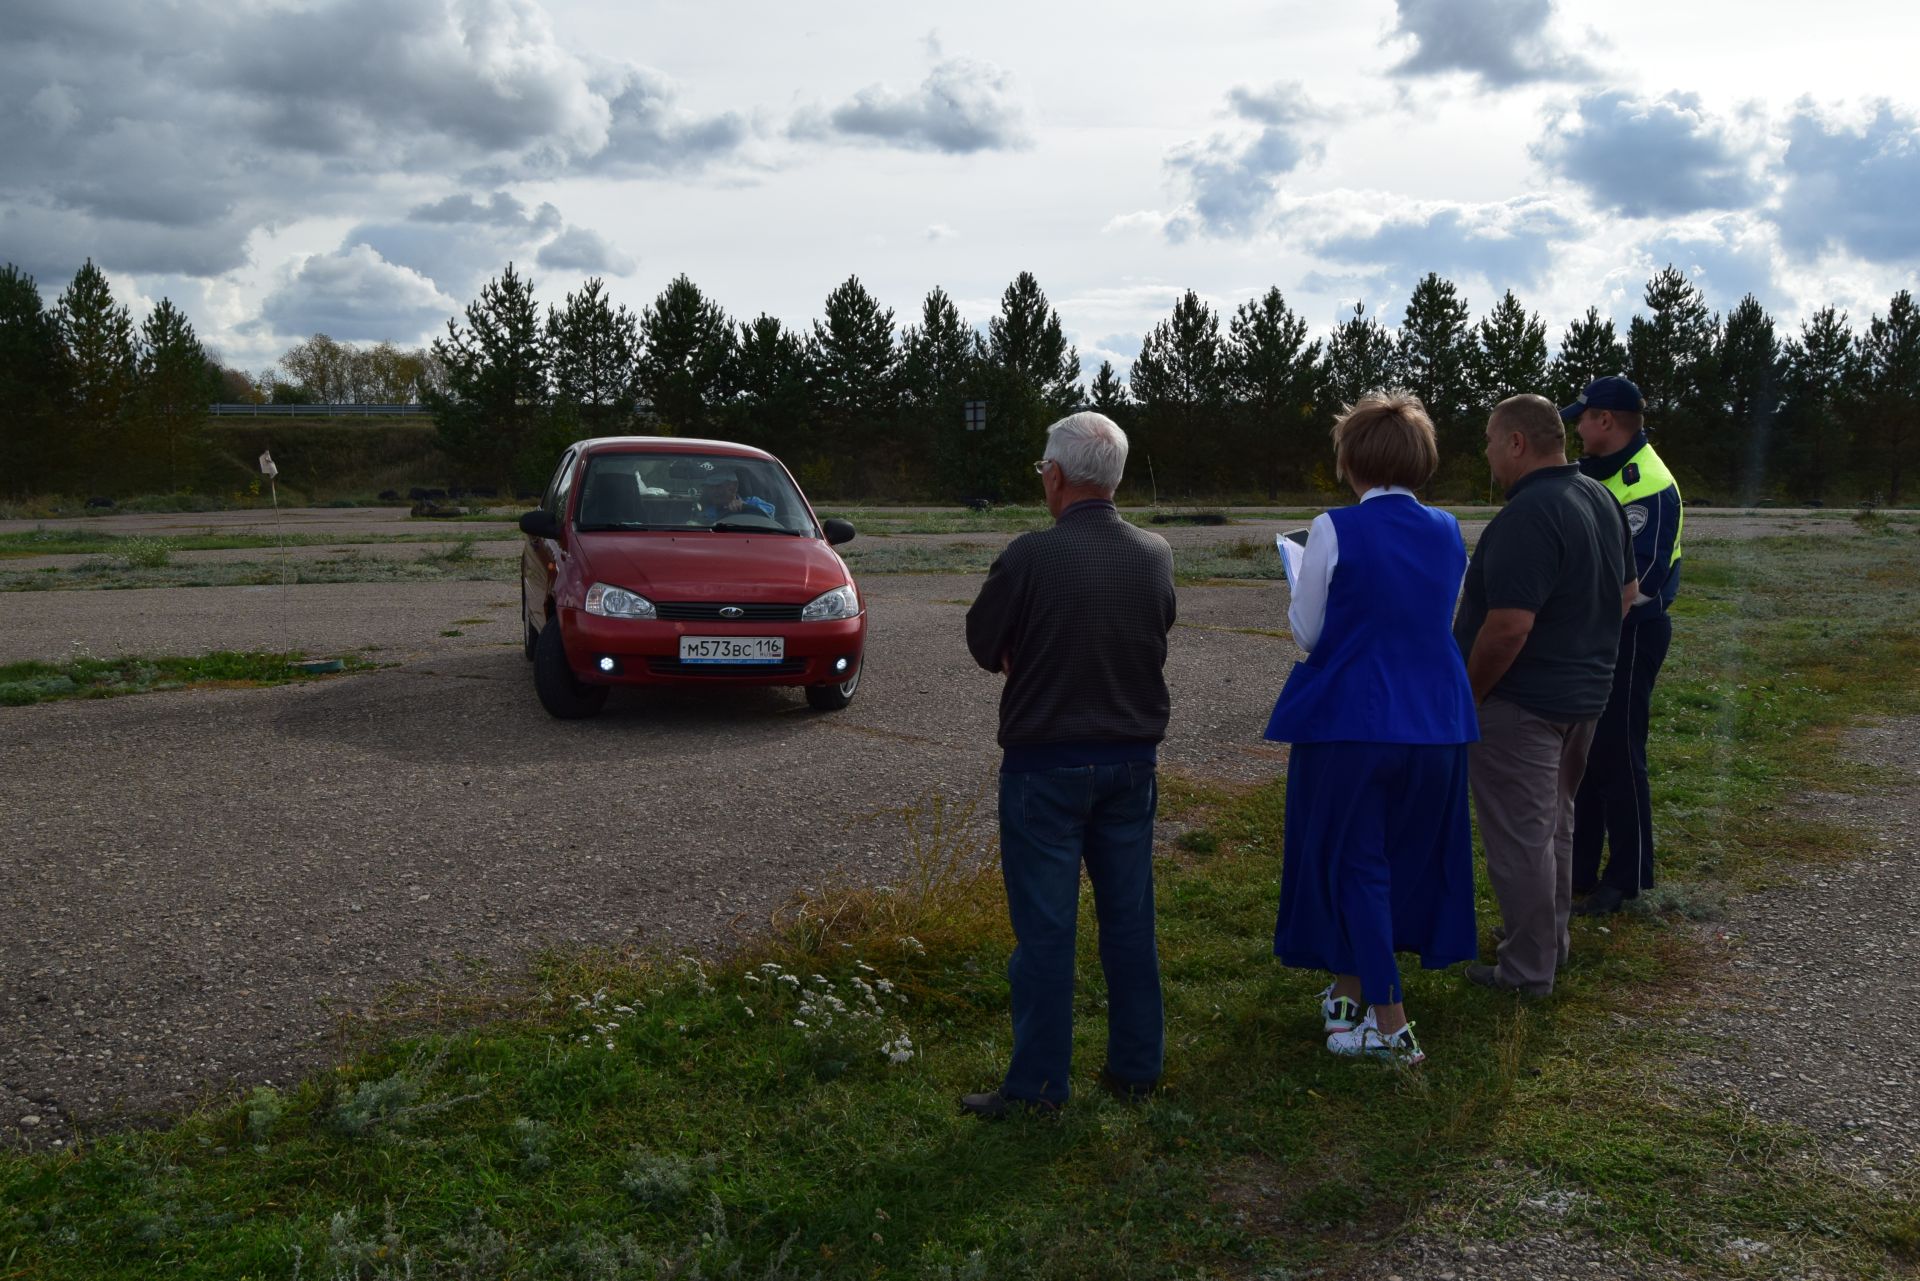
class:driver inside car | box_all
[697,471,775,524]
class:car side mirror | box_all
[822,518,856,546]
[519,508,561,539]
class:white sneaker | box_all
[1319,983,1364,1034]
[1325,1009,1426,1066]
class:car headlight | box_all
[801,583,860,621]
[584,582,656,618]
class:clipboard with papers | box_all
[1275,528,1310,588]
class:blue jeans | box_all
[999,761,1163,1105]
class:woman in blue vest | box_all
[1266,393,1479,1065]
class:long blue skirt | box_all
[1274,741,1476,1005]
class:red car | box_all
[518,437,865,719]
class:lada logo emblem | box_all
[719,606,744,619]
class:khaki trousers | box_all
[1470,697,1597,995]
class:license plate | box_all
[679,635,784,664]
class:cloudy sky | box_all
[6,0,1919,382]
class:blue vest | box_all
[1264,496,1479,745]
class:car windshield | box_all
[573,452,816,536]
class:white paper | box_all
[1275,531,1306,588]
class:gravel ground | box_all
[1674,719,1920,1185]
[0,571,1293,1150]
[0,579,525,664]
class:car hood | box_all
[577,532,851,603]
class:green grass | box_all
[0,650,377,706]
[2,528,1916,1278]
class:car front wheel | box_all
[533,617,609,719]
[804,663,861,712]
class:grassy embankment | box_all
[0,651,378,707]
[2,519,1916,1278]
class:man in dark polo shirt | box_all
[961,411,1177,1117]
[1454,394,1636,996]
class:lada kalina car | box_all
[518,437,865,719]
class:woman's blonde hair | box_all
[1332,392,1439,489]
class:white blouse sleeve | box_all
[1287,511,1340,653]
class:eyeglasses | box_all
[1032,458,1053,476]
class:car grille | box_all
[645,658,808,677]
[654,601,805,621]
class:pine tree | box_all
[134,298,217,491]
[1779,308,1855,502]
[431,262,551,490]
[808,275,900,493]
[901,287,981,496]
[1550,306,1628,408]
[1475,290,1550,407]
[1088,360,1130,416]
[728,313,810,452]
[55,259,137,493]
[637,274,735,436]
[975,273,1081,498]
[1129,290,1227,496]
[1398,274,1478,472]
[1225,287,1321,497]
[0,264,62,495]
[1716,294,1782,501]
[985,271,1079,413]
[1858,289,1920,504]
[1320,302,1401,411]
[1628,265,1719,482]
[547,277,641,436]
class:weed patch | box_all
[0,650,375,706]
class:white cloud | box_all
[1385,0,1595,89]
[1534,92,1765,218]
[794,55,1029,154]
[257,244,459,344]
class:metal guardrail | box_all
[207,403,432,416]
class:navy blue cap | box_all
[1561,375,1645,421]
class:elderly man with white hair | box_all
[961,411,1178,1118]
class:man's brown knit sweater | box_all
[964,501,1177,750]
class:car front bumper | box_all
[558,609,866,686]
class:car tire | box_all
[804,663,861,712]
[534,615,609,719]
[521,584,537,662]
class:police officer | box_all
[1563,376,1681,916]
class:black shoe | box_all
[1465,963,1548,998]
[1573,886,1627,917]
[958,1089,1060,1121]
[1097,1067,1157,1104]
